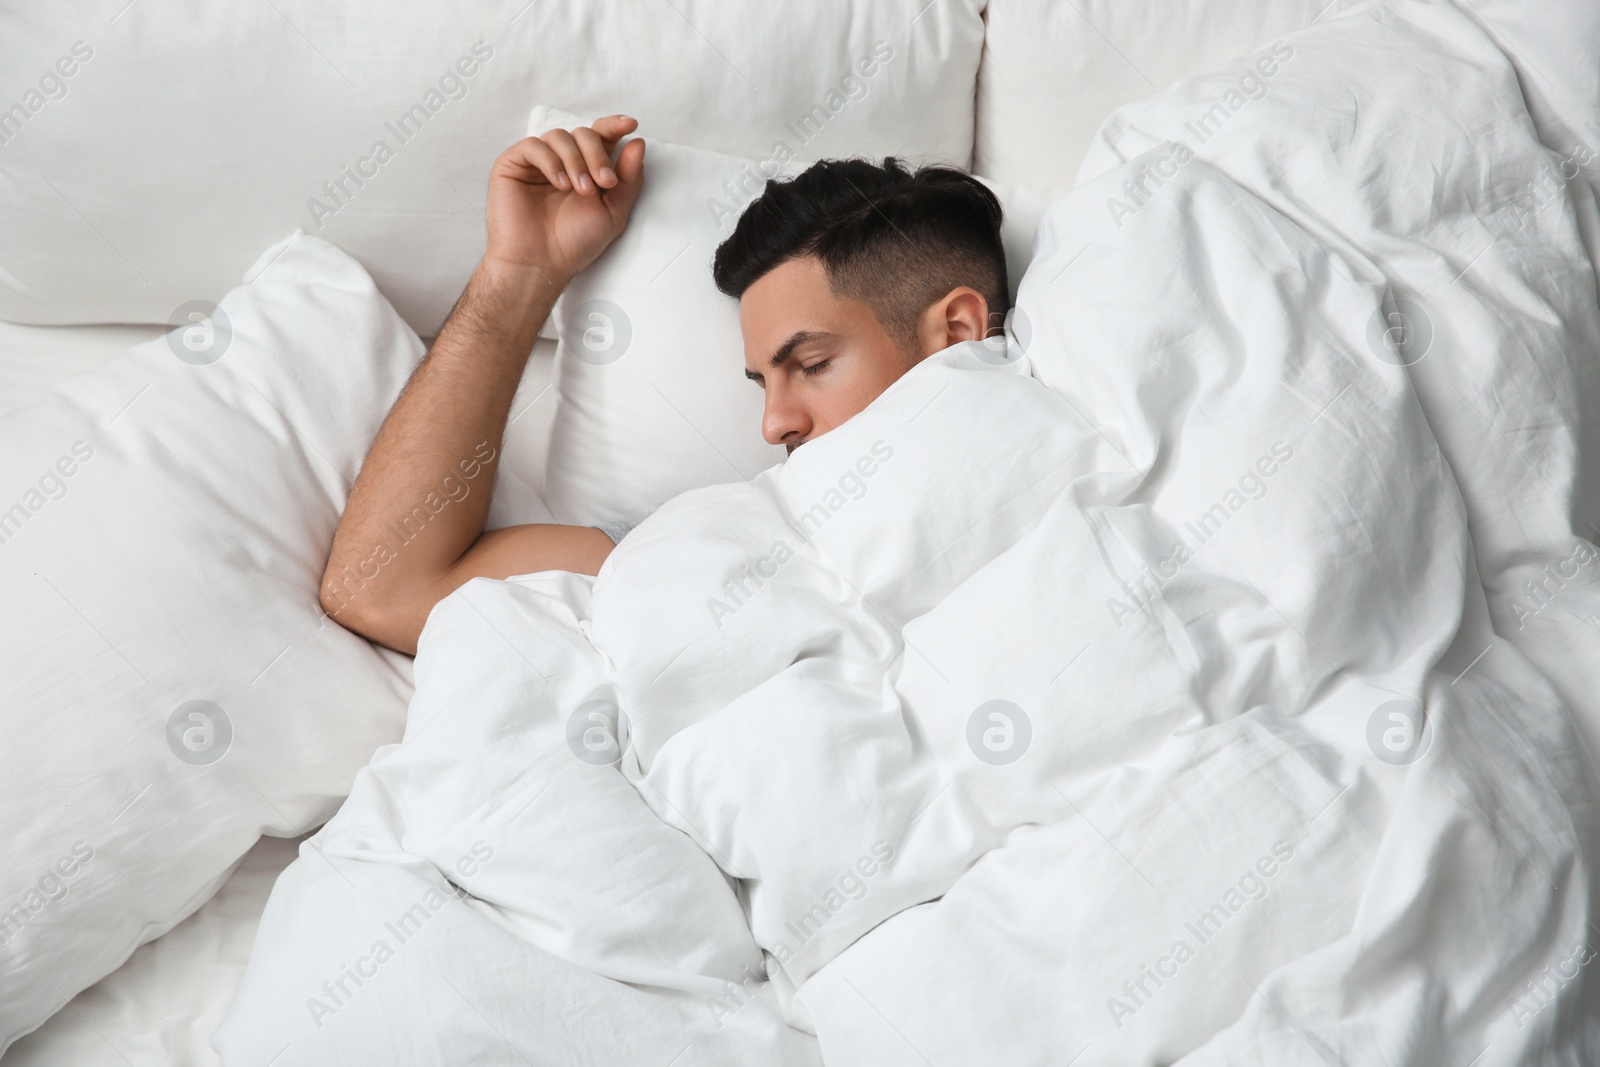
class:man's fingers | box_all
[591,114,638,147]
[572,126,619,189]
[499,118,635,204]
[499,137,570,190]
[614,135,645,185]
[541,128,599,195]
[603,137,646,223]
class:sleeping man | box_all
[321,114,1010,654]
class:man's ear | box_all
[915,287,990,357]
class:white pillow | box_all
[0,2,983,339]
[0,233,418,1051]
[972,0,1365,188]
[530,107,1063,526]
[528,110,792,526]
[981,178,1070,307]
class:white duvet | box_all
[216,1,1600,1062]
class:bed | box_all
[3,0,1598,1063]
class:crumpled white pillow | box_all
[0,232,417,1053]
[526,105,793,526]
[527,105,1064,528]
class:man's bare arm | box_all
[321,116,645,654]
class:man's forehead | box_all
[741,268,829,361]
[738,260,869,366]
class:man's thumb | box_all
[606,138,646,221]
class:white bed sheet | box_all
[2,836,300,1067]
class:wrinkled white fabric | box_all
[217,1,1600,1063]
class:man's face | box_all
[740,255,919,453]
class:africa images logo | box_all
[1105,441,1295,629]
[306,41,495,230]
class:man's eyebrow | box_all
[746,330,835,382]
[770,329,834,367]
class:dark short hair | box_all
[711,157,1008,355]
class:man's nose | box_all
[762,383,811,448]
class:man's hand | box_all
[484,114,646,283]
[320,119,647,655]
